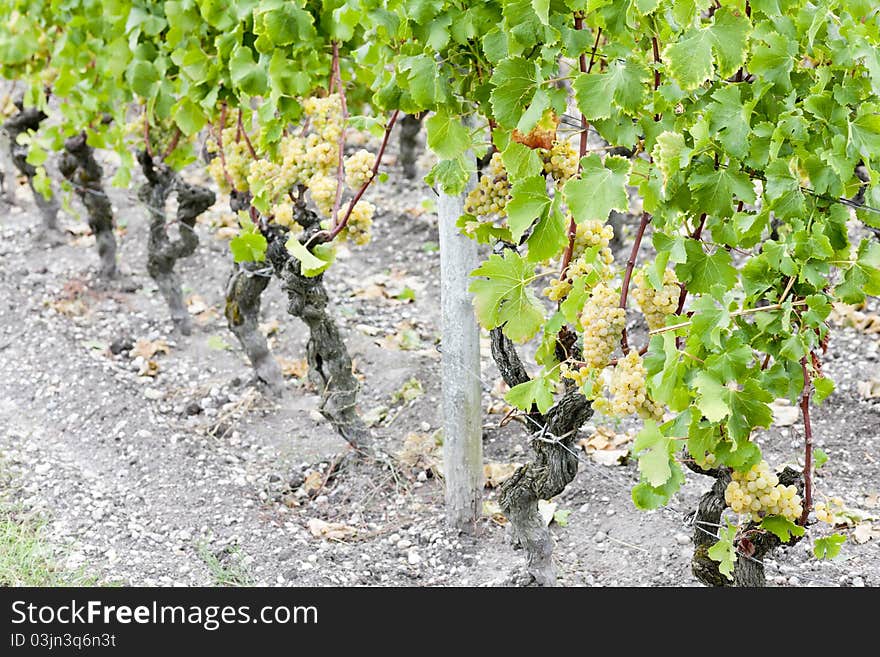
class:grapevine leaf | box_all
[527,208,567,262]
[507,175,551,241]
[675,239,738,294]
[490,57,541,129]
[813,377,834,404]
[230,227,267,264]
[286,238,333,277]
[813,448,829,470]
[835,239,880,304]
[426,112,470,160]
[693,371,730,422]
[709,8,751,78]
[501,140,544,181]
[563,154,630,224]
[750,30,796,90]
[229,45,268,97]
[651,131,690,187]
[573,59,648,121]
[631,464,684,510]
[707,522,737,580]
[813,534,846,560]
[469,250,545,343]
[688,163,756,218]
[760,515,805,543]
[505,376,554,414]
[663,28,714,91]
[632,420,673,488]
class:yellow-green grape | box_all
[345,149,374,189]
[542,140,578,182]
[272,203,294,229]
[303,94,343,142]
[488,151,506,178]
[207,155,230,194]
[279,135,308,188]
[560,362,591,387]
[224,140,251,192]
[542,277,572,301]
[572,219,615,265]
[464,173,511,218]
[602,351,664,419]
[308,175,337,216]
[246,159,282,199]
[305,138,338,178]
[579,282,626,369]
[632,269,681,331]
[726,461,803,523]
[340,200,374,246]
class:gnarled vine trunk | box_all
[137,150,215,335]
[3,106,61,238]
[222,190,284,395]
[58,132,117,278]
[398,114,423,180]
[492,328,593,585]
[690,462,803,587]
[265,206,369,451]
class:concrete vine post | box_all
[438,162,483,534]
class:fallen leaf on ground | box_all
[186,294,210,316]
[300,471,324,496]
[278,357,309,379]
[830,302,880,334]
[578,426,632,466]
[307,518,357,541]
[484,462,520,488]
[391,377,423,403]
[138,359,160,377]
[379,326,422,351]
[482,500,507,525]
[397,432,440,473]
[857,380,880,399]
[853,523,880,544]
[131,338,169,360]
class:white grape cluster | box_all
[308,174,337,216]
[303,94,343,142]
[246,159,283,199]
[205,126,251,193]
[724,461,803,523]
[543,277,573,302]
[465,153,510,218]
[271,203,302,234]
[541,139,578,183]
[594,351,663,419]
[339,200,375,246]
[560,362,592,388]
[579,282,626,369]
[345,149,374,189]
[633,269,680,331]
[573,220,615,264]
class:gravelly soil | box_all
[0,136,877,587]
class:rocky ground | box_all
[0,133,877,587]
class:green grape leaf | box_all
[813,377,834,404]
[813,448,829,470]
[426,112,471,160]
[507,175,551,241]
[651,131,690,186]
[286,237,333,277]
[663,28,714,91]
[760,515,805,543]
[490,57,541,129]
[563,154,630,224]
[501,140,544,180]
[835,239,880,304]
[469,250,545,343]
[230,230,267,263]
[813,534,846,560]
[688,163,756,219]
[710,8,751,78]
[573,59,648,121]
[229,45,268,97]
[708,522,738,580]
[675,239,738,295]
[527,208,567,262]
[506,376,554,414]
[632,420,673,488]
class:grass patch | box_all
[195,542,253,586]
[0,505,98,586]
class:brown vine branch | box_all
[800,356,813,524]
[559,22,602,280]
[161,127,181,161]
[619,211,651,353]
[212,115,235,191]
[329,42,349,231]
[237,110,258,161]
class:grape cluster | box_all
[271,203,300,232]
[543,277,572,302]
[594,351,664,419]
[345,149,374,189]
[541,139,578,182]
[579,282,626,369]
[465,153,510,217]
[633,269,681,331]
[339,200,374,246]
[573,220,615,264]
[724,461,803,523]
[246,159,283,199]
[303,94,343,142]
[560,362,591,388]
[308,174,337,216]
